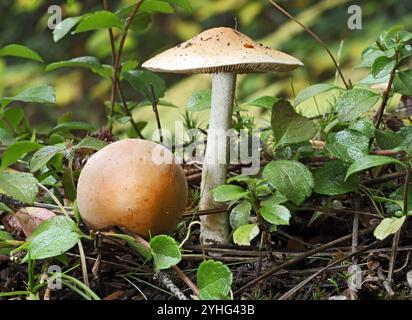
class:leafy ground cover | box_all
[1,0,412,300]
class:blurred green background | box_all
[0,0,411,135]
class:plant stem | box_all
[77,239,90,288]
[150,84,163,143]
[107,0,145,129]
[387,163,409,292]
[116,81,145,138]
[402,163,410,216]
[267,0,350,89]
[374,69,397,128]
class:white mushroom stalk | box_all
[142,27,303,244]
[199,72,236,244]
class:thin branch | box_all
[116,82,145,139]
[279,241,379,300]
[267,0,350,89]
[103,0,117,129]
[104,0,144,138]
[150,84,163,143]
[387,164,411,293]
[108,0,145,127]
[402,164,410,217]
[233,226,374,296]
[374,69,397,128]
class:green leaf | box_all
[0,172,38,204]
[124,70,166,101]
[325,129,369,163]
[166,0,192,11]
[294,84,339,106]
[150,235,181,271]
[0,202,12,213]
[121,60,139,73]
[1,85,56,107]
[271,99,317,148]
[348,120,375,138]
[197,260,232,300]
[103,233,151,259]
[233,224,260,246]
[62,159,76,202]
[356,47,385,68]
[374,216,406,240]
[227,174,256,184]
[375,129,403,150]
[229,201,251,229]
[74,11,124,33]
[29,145,64,172]
[359,74,390,86]
[46,56,111,78]
[245,96,279,110]
[26,216,83,260]
[371,56,396,79]
[1,141,43,171]
[260,204,291,226]
[0,230,13,241]
[74,137,107,151]
[50,121,95,133]
[128,12,153,34]
[0,44,43,62]
[393,70,412,96]
[260,191,288,206]
[314,160,359,195]
[212,185,249,202]
[398,126,412,148]
[345,155,405,180]
[53,16,82,42]
[255,181,272,197]
[4,107,25,128]
[140,0,174,13]
[385,185,412,216]
[337,89,380,122]
[187,90,211,112]
[262,160,313,205]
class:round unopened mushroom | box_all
[76,139,187,237]
[142,27,303,244]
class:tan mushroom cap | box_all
[142,27,304,74]
[77,139,188,238]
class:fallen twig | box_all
[233,226,374,296]
[279,241,380,300]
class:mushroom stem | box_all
[199,72,236,244]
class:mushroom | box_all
[142,27,303,244]
[76,139,187,238]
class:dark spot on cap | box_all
[184,42,193,49]
[227,42,230,46]
[244,43,254,48]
